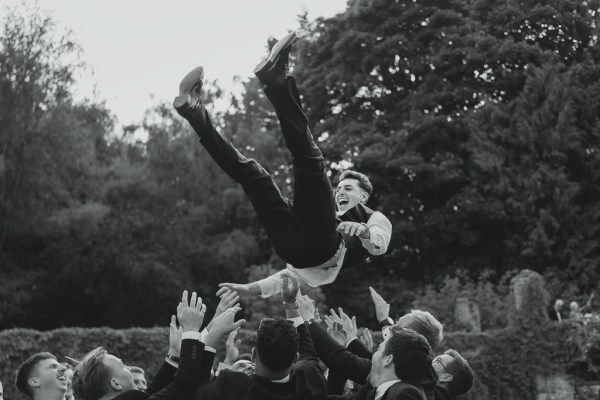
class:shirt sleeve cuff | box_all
[288,316,304,328]
[182,331,201,341]
[204,345,216,353]
[346,337,359,348]
[165,358,178,368]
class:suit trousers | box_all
[183,77,341,268]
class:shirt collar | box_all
[375,379,401,400]
[271,374,290,383]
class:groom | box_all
[173,32,391,297]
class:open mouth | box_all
[57,373,67,382]
[338,199,349,207]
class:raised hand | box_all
[168,314,183,358]
[369,286,391,323]
[223,329,242,365]
[176,290,206,332]
[360,328,374,353]
[327,321,347,346]
[209,288,240,331]
[337,307,358,345]
[297,294,317,321]
[205,306,245,348]
[280,270,299,304]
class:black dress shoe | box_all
[254,31,298,86]
[173,66,204,111]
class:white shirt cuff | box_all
[288,317,304,328]
[182,331,201,341]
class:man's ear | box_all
[438,372,453,383]
[360,191,369,204]
[293,352,299,364]
[110,378,123,391]
[28,377,40,389]
[382,354,394,367]
[251,347,256,362]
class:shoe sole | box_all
[254,31,298,75]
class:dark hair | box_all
[127,366,144,375]
[15,352,57,397]
[444,349,474,395]
[386,327,433,383]
[237,353,253,362]
[339,170,373,196]
[255,317,299,371]
[72,348,112,400]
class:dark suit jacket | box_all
[308,323,436,400]
[112,338,206,400]
[350,381,425,400]
[433,387,455,400]
[192,323,327,400]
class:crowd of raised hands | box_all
[13,272,473,400]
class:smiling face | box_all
[33,358,68,394]
[335,178,369,213]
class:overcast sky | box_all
[1,0,348,126]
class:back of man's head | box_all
[255,317,299,371]
[399,310,444,351]
[15,352,57,397]
[72,348,111,400]
[339,170,373,196]
[443,349,474,395]
[386,327,433,382]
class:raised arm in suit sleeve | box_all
[145,360,176,395]
[145,338,206,400]
[307,322,370,384]
[347,338,373,359]
[296,322,321,367]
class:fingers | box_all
[323,315,334,328]
[232,319,246,330]
[235,339,241,347]
[170,315,177,327]
[369,286,384,302]
[330,308,341,321]
[182,290,189,308]
[216,286,230,296]
[227,329,238,342]
[190,291,197,308]
[352,316,357,330]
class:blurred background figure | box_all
[128,366,148,391]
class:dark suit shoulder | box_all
[386,382,425,400]
[113,390,149,400]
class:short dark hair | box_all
[386,327,433,383]
[339,170,373,196]
[15,352,57,397]
[255,317,299,371]
[72,348,112,400]
[444,349,474,395]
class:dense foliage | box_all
[1,0,600,332]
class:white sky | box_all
[1,0,348,127]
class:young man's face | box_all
[335,178,368,212]
[33,358,68,394]
[432,354,454,383]
[131,372,147,391]
[103,355,136,392]
[368,337,391,386]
